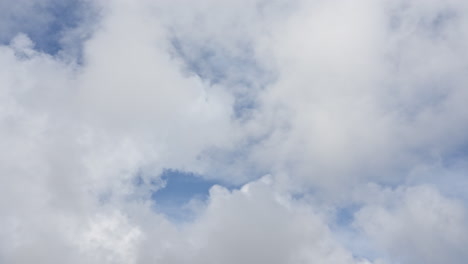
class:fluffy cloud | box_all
[0,0,467,263]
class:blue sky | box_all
[150,169,229,221]
[0,0,87,55]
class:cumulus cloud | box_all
[0,0,467,263]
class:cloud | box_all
[354,185,468,264]
[0,0,467,263]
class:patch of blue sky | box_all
[170,36,275,119]
[171,37,269,85]
[329,204,383,262]
[292,192,365,258]
[335,204,361,227]
[407,157,468,203]
[39,1,85,54]
[150,169,238,222]
[0,0,90,56]
[441,140,468,167]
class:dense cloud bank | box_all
[1,0,467,263]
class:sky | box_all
[0,0,467,263]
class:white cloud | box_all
[0,0,467,263]
[354,185,468,264]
